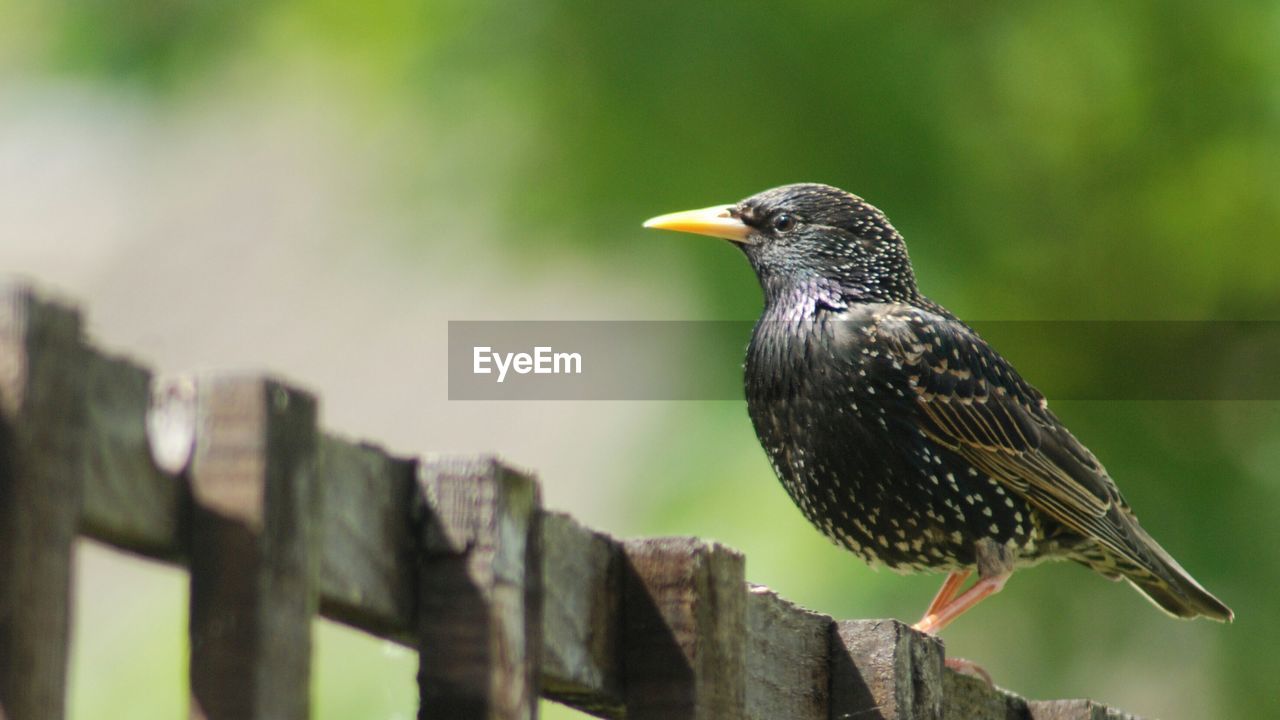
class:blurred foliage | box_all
[6,0,1277,718]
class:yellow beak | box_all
[642,204,754,244]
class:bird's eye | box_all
[772,213,797,233]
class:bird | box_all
[644,182,1233,634]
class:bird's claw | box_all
[945,656,994,686]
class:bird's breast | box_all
[745,309,921,560]
[743,304,1041,572]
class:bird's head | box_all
[644,183,919,306]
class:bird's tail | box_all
[1122,522,1234,622]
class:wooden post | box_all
[415,457,542,720]
[830,619,944,720]
[621,537,746,720]
[942,670,1027,719]
[81,358,185,558]
[540,512,623,717]
[187,377,318,720]
[316,437,416,643]
[0,283,86,720]
[745,585,831,720]
[1029,699,1140,720]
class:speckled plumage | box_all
[649,182,1233,627]
[747,301,1047,575]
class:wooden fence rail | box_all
[0,279,1140,720]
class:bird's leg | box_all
[916,573,1007,687]
[913,539,1016,635]
[921,569,972,619]
[912,570,1011,634]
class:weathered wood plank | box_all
[830,619,944,720]
[415,457,542,720]
[942,670,1027,720]
[80,355,183,558]
[622,537,746,720]
[0,282,86,720]
[540,511,623,717]
[317,436,416,643]
[187,377,319,720]
[1028,699,1142,720]
[745,584,831,720]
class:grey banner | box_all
[448,321,1280,401]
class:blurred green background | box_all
[3,1,1278,718]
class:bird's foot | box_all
[945,656,993,686]
[911,614,943,635]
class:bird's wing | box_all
[867,306,1146,568]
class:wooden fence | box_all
[0,279,1141,720]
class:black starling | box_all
[644,183,1233,633]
